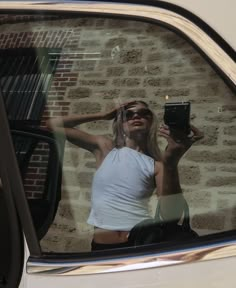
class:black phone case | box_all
[164,102,191,134]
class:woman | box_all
[46,100,203,250]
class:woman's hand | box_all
[102,101,137,120]
[102,107,119,120]
[158,124,204,166]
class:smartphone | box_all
[164,102,191,134]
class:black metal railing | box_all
[0,47,60,124]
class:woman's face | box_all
[122,103,153,136]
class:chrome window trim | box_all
[0,1,235,86]
[27,240,236,275]
[0,0,235,276]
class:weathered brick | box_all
[206,176,236,187]
[80,40,101,46]
[47,106,61,111]
[219,166,236,173]
[231,217,236,229]
[24,185,44,192]
[95,19,106,27]
[186,150,236,163]
[72,102,101,114]
[23,179,34,185]
[52,111,68,116]
[119,49,142,64]
[77,172,93,188]
[100,89,121,99]
[205,166,217,172]
[83,73,103,78]
[222,105,236,112]
[147,52,176,62]
[205,114,236,123]
[122,89,146,98]
[154,88,190,97]
[223,140,236,146]
[179,165,201,185]
[146,24,165,34]
[74,60,96,71]
[217,199,229,210]
[105,37,127,48]
[123,28,143,34]
[168,64,206,75]
[189,55,208,66]
[128,65,162,76]
[63,150,79,167]
[195,126,219,146]
[81,190,92,202]
[144,77,172,87]
[173,74,205,86]
[160,33,186,49]
[232,206,236,217]
[65,236,92,252]
[112,78,141,87]
[224,126,236,135]
[106,67,125,77]
[84,152,94,159]
[192,213,225,230]
[73,205,91,222]
[196,83,220,96]
[85,161,96,169]
[61,186,79,200]
[68,87,91,99]
[137,40,155,47]
[59,81,76,87]
[57,204,74,220]
[184,191,211,209]
[63,171,78,186]
[79,79,108,86]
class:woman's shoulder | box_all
[94,136,114,163]
[96,135,113,149]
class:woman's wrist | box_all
[162,156,179,169]
[100,110,116,120]
[80,112,109,122]
[91,112,107,120]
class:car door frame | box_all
[0,0,235,280]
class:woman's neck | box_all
[124,137,148,153]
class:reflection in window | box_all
[1,15,235,253]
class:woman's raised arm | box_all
[155,124,204,221]
[46,112,113,154]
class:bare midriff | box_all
[93,227,129,244]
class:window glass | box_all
[0,14,235,253]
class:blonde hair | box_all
[112,101,162,161]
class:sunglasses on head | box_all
[122,108,153,121]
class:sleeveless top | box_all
[87,147,156,231]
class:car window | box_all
[0,13,235,254]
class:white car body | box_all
[0,1,235,288]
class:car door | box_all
[0,1,235,288]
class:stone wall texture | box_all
[1,15,235,252]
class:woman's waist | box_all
[90,214,152,244]
[93,227,130,244]
[88,209,150,231]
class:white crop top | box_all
[87,147,156,231]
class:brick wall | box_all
[23,143,49,198]
[1,15,235,252]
